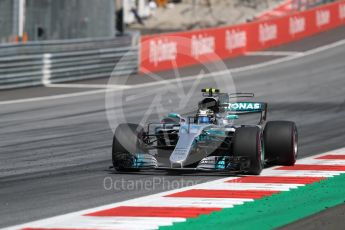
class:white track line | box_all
[245,51,303,56]
[195,183,300,191]
[46,83,130,89]
[25,216,184,230]
[0,89,109,106]
[1,37,345,106]
[298,159,345,165]
[261,170,340,177]
[130,197,248,208]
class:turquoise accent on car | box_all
[205,129,226,136]
[216,157,226,169]
[226,114,239,120]
[168,113,180,119]
[197,129,226,142]
[133,154,144,168]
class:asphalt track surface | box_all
[0,26,345,229]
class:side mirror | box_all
[226,114,239,120]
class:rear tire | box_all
[233,126,263,175]
[264,121,298,166]
[112,123,144,171]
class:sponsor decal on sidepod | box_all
[149,39,177,66]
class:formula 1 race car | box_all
[112,88,298,175]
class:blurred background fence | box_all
[0,34,139,90]
[0,0,115,43]
[293,0,337,10]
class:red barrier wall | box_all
[140,1,345,73]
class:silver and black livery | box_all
[112,88,298,175]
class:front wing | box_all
[113,153,251,173]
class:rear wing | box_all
[200,89,268,124]
[225,102,268,124]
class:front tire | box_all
[233,126,263,175]
[112,123,144,171]
[264,121,298,166]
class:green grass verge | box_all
[160,173,345,230]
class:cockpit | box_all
[196,92,220,125]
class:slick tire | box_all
[112,123,144,171]
[233,126,263,175]
[264,121,298,166]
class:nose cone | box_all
[169,133,197,168]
